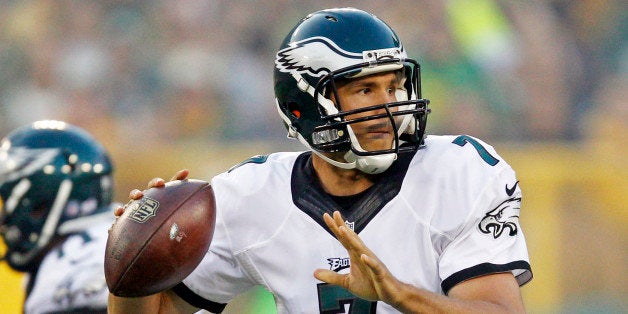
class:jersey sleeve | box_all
[175,178,256,311]
[438,158,532,294]
[175,152,300,310]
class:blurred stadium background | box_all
[0,1,625,313]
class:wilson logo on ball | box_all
[128,198,160,223]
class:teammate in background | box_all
[110,7,532,313]
[0,120,117,313]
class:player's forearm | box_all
[390,283,523,314]
[108,290,200,314]
[108,293,162,314]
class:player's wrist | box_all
[108,293,161,313]
[387,281,433,313]
[382,278,410,309]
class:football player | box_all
[109,7,532,313]
[0,120,117,313]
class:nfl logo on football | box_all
[129,198,160,223]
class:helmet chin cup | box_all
[309,148,396,174]
[344,151,397,174]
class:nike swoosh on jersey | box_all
[505,181,519,196]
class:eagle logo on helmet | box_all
[275,36,363,77]
[276,36,408,83]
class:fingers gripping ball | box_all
[105,179,216,297]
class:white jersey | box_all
[177,135,532,313]
[24,212,114,314]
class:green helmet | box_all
[274,7,429,174]
[0,120,113,271]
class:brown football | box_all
[104,179,216,297]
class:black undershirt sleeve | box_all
[171,282,228,313]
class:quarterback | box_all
[109,7,532,313]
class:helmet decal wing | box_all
[0,148,59,185]
[275,36,362,77]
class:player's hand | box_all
[113,169,190,217]
[314,211,405,306]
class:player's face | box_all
[331,71,402,152]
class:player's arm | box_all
[384,272,525,313]
[315,211,526,313]
[108,290,198,314]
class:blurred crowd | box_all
[0,0,625,146]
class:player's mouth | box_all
[362,122,393,138]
